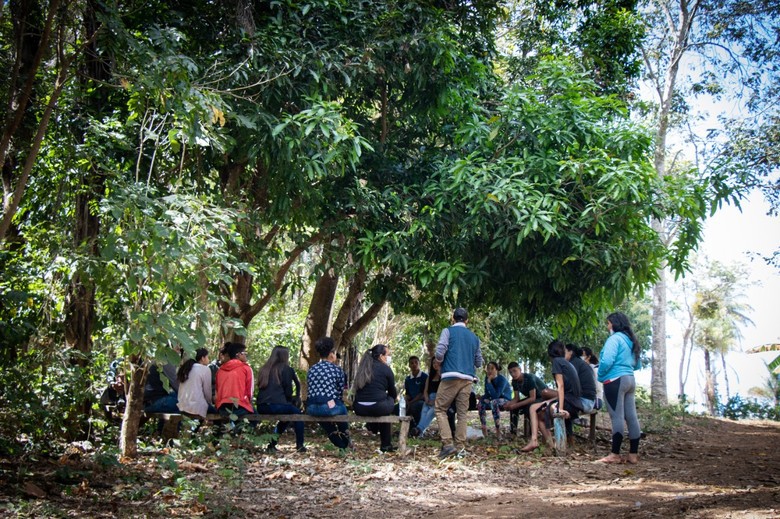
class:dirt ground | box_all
[2,410,779,518]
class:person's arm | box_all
[244,365,254,405]
[474,341,484,369]
[282,368,294,403]
[598,335,618,382]
[386,366,397,400]
[202,367,213,405]
[518,389,536,408]
[292,369,301,396]
[485,376,498,399]
[408,375,426,404]
[434,328,450,362]
[422,375,431,403]
[554,373,568,418]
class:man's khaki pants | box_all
[434,378,472,448]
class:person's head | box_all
[606,312,641,361]
[486,361,500,377]
[507,361,522,381]
[218,344,229,364]
[582,346,599,365]
[354,344,390,390]
[408,356,420,375]
[258,346,290,388]
[548,339,566,359]
[177,347,210,384]
[195,347,209,365]
[315,337,336,360]
[226,342,247,360]
[453,307,468,323]
[428,357,441,377]
[564,343,582,361]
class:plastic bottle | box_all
[399,395,406,417]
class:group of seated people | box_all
[100,337,602,454]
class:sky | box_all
[634,191,780,408]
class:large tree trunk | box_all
[651,266,668,405]
[703,349,717,415]
[63,0,108,437]
[299,267,339,369]
[119,360,148,458]
[645,0,699,407]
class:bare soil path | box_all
[2,412,779,518]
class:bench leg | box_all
[399,420,410,455]
[162,415,182,442]
[589,413,597,446]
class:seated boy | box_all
[503,362,556,435]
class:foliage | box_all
[360,58,671,328]
[97,182,245,362]
[0,348,97,456]
[500,0,646,97]
[635,385,690,433]
[718,395,780,421]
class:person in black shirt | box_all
[521,340,582,452]
[353,344,397,452]
[256,346,305,453]
[565,343,597,413]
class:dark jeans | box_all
[307,402,350,449]
[144,392,179,433]
[354,397,395,448]
[408,400,425,427]
[257,402,305,448]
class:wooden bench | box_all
[146,412,414,454]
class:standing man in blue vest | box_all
[434,307,483,458]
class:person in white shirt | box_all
[176,348,216,419]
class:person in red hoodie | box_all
[216,342,255,427]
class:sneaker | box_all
[380,444,397,453]
[438,445,458,459]
[266,445,278,454]
[296,445,307,453]
[410,427,421,438]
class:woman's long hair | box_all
[354,344,387,391]
[428,357,440,380]
[257,346,290,389]
[582,346,599,365]
[177,348,209,384]
[607,312,641,362]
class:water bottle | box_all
[399,395,406,417]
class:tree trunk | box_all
[678,308,694,402]
[645,0,699,407]
[720,352,730,401]
[299,267,339,369]
[119,360,148,458]
[651,265,668,405]
[703,349,716,415]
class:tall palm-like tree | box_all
[692,262,754,415]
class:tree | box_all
[638,0,780,405]
[97,184,243,457]
[688,261,753,414]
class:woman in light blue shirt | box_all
[597,312,642,464]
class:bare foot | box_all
[625,454,639,464]
[596,453,624,464]
[520,442,539,452]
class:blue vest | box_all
[441,325,480,378]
